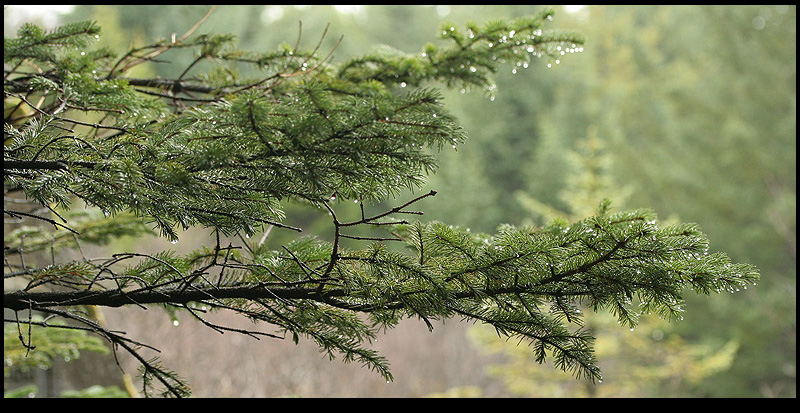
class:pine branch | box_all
[4,11,758,396]
[3,208,758,383]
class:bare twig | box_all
[110,6,217,77]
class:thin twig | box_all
[115,6,217,75]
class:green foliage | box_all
[407,5,792,396]
[4,384,129,398]
[3,315,109,377]
[3,9,759,397]
[3,20,103,66]
[470,101,749,396]
[4,209,155,256]
[471,312,741,397]
[59,384,130,398]
[520,5,794,396]
[338,8,583,96]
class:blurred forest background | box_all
[4,5,795,397]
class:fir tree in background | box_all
[4,8,758,397]
[471,127,740,397]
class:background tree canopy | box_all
[4,5,794,398]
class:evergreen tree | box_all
[4,9,758,397]
[547,5,795,396]
[471,126,738,397]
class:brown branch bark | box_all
[3,285,347,311]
